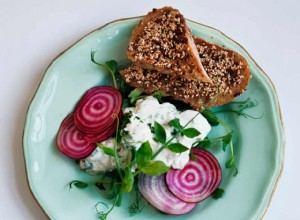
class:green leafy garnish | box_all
[95,196,118,220]
[221,131,233,151]
[201,110,219,126]
[193,137,211,149]
[140,160,170,176]
[169,118,200,138]
[128,88,144,104]
[97,143,115,157]
[69,180,88,189]
[154,121,166,144]
[152,90,164,102]
[168,143,189,153]
[91,51,119,89]
[127,88,165,104]
[212,188,225,199]
[182,128,201,138]
[121,167,134,192]
[136,141,152,168]
[215,98,262,119]
[168,118,182,130]
[136,141,169,176]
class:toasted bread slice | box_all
[121,37,251,110]
[128,7,211,83]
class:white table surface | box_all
[1,0,299,219]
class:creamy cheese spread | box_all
[79,138,131,175]
[122,96,211,169]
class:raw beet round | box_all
[138,173,196,215]
[166,148,222,203]
[74,86,122,133]
[56,114,96,159]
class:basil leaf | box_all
[136,141,152,168]
[69,180,88,189]
[212,188,224,199]
[121,167,134,192]
[222,131,233,151]
[105,60,118,73]
[182,128,201,138]
[168,143,189,153]
[168,118,182,130]
[201,110,219,126]
[97,143,115,157]
[154,121,166,144]
[141,160,170,176]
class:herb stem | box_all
[133,170,141,177]
[91,51,119,89]
[113,137,123,179]
[217,118,238,176]
[85,180,116,185]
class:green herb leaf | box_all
[168,118,182,130]
[153,90,164,102]
[225,157,235,168]
[182,128,201,138]
[193,137,211,149]
[215,97,262,119]
[128,88,144,104]
[90,51,119,89]
[212,188,225,199]
[201,110,219,126]
[168,143,189,153]
[69,180,88,189]
[121,167,134,192]
[141,160,170,176]
[97,143,115,157]
[104,60,118,73]
[222,131,233,151]
[136,141,152,168]
[154,121,166,144]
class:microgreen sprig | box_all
[95,196,118,220]
[151,112,202,159]
[200,109,238,176]
[128,88,165,104]
[215,98,262,119]
[91,51,119,89]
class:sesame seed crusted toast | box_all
[128,6,212,83]
[120,37,251,110]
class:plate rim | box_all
[22,16,285,220]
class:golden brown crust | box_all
[128,7,211,83]
[121,37,251,110]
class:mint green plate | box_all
[23,17,285,220]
